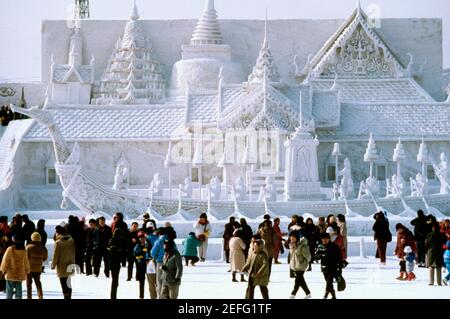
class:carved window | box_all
[191,167,199,183]
[46,168,58,185]
[326,165,336,182]
[376,165,386,181]
[426,165,436,180]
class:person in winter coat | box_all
[443,240,450,285]
[160,240,183,299]
[242,239,270,299]
[93,216,112,278]
[258,219,278,279]
[410,209,430,267]
[22,215,36,246]
[36,220,47,247]
[317,217,327,234]
[303,218,319,269]
[403,246,416,281]
[193,213,212,262]
[273,218,284,264]
[239,218,253,259]
[9,214,23,241]
[85,219,96,276]
[0,229,7,292]
[151,227,169,298]
[107,226,128,299]
[51,226,75,299]
[337,214,348,266]
[66,215,86,274]
[326,224,347,267]
[25,232,48,299]
[229,229,247,283]
[0,216,10,239]
[134,230,154,299]
[288,230,311,299]
[0,234,30,299]
[425,221,446,286]
[127,222,139,281]
[223,217,239,263]
[316,233,343,299]
[394,223,417,280]
[440,219,450,240]
[182,232,201,266]
[288,215,299,232]
[373,211,392,265]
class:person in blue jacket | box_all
[443,240,450,285]
[151,227,168,298]
[182,232,201,266]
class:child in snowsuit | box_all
[443,240,450,285]
[404,246,416,281]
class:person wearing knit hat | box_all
[443,241,450,285]
[316,230,343,299]
[25,232,48,299]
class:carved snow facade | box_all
[2,0,450,212]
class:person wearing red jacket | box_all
[394,223,417,280]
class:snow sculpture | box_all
[257,186,266,202]
[112,153,129,191]
[332,183,339,201]
[410,173,427,197]
[433,153,450,194]
[151,173,163,196]
[338,158,355,200]
[209,176,222,200]
[179,177,193,198]
[234,176,247,201]
[391,138,407,197]
[358,176,380,200]
[264,176,277,202]
[284,91,324,201]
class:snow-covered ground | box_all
[4,256,448,299]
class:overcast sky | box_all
[0,0,449,81]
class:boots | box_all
[274,259,281,264]
[232,272,238,282]
[323,292,329,299]
[396,272,407,280]
[407,272,416,281]
[240,274,247,282]
[330,291,336,299]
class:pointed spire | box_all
[191,0,223,45]
[299,91,303,128]
[130,0,139,21]
[356,0,362,14]
[262,67,268,112]
[417,136,429,163]
[263,7,268,47]
[19,87,27,108]
[247,8,280,84]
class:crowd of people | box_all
[0,210,449,300]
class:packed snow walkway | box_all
[5,256,448,299]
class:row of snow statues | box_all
[333,153,450,201]
[147,173,278,202]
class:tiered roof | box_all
[93,0,165,105]
[190,0,223,45]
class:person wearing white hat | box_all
[403,246,416,281]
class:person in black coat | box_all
[85,219,96,276]
[316,233,343,299]
[239,218,253,259]
[425,221,447,285]
[303,218,320,269]
[22,215,36,245]
[373,211,392,264]
[93,217,112,278]
[127,222,139,281]
[107,227,128,299]
[223,217,239,263]
[410,210,431,267]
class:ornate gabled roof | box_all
[191,0,223,45]
[220,75,298,131]
[304,2,406,79]
[247,11,280,84]
[93,0,166,105]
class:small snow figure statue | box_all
[404,246,416,281]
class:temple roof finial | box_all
[130,0,139,21]
[191,0,223,45]
[264,7,268,46]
